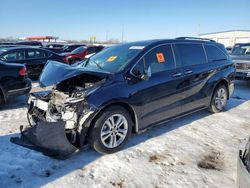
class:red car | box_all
[63,45,104,64]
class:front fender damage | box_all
[10,122,78,159]
[9,61,107,159]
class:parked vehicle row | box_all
[0,46,67,78]
[0,41,105,104]
[0,41,87,54]
[11,37,235,158]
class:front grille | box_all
[235,63,250,70]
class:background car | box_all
[15,41,43,47]
[62,44,86,53]
[0,60,31,104]
[0,45,23,49]
[43,43,65,53]
[231,43,250,79]
[63,45,104,64]
[0,42,15,45]
[0,46,67,79]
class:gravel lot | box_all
[0,80,250,188]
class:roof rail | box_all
[176,37,216,42]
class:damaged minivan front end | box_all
[11,61,111,159]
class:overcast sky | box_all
[0,0,249,41]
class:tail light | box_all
[19,67,27,76]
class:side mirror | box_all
[128,66,151,82]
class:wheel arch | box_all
[100,102,138,133]
[78,101,139,147]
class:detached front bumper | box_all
[10,122,78,159]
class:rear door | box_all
[173,43,211,113]
[129,44,185,129]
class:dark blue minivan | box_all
[12,37,235,158]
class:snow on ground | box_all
[0,80,250,188]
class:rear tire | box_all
[208,84,228,113]
[87,106,133,154]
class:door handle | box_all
[185,70,193,74]
[172,72,182,77]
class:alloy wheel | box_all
[214,88,227,110]
[100,114,128,148]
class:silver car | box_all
[231,43,250,79]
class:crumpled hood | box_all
[231,55,250,64]
[39,61,111,87]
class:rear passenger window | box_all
[175,43,206,67]
[1,50,25,61]
[144,44,175,74]
[27,49,47,59]
[205,45,227,62]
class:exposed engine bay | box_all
[10,60,110,159]
[28,74,103,131]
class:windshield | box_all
[232,44,250,55]
[72,46,86,54]
[79,44,144,73]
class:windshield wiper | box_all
[84,58,104,70]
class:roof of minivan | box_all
[116,38,217,48]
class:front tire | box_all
[208,84,228,113]
[88,106,133,154]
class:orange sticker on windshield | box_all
[156,53,165,63]
[106,56,117,62]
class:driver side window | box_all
[144,44,175,74]
[131,59,145,77]
[131,44,175,77]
